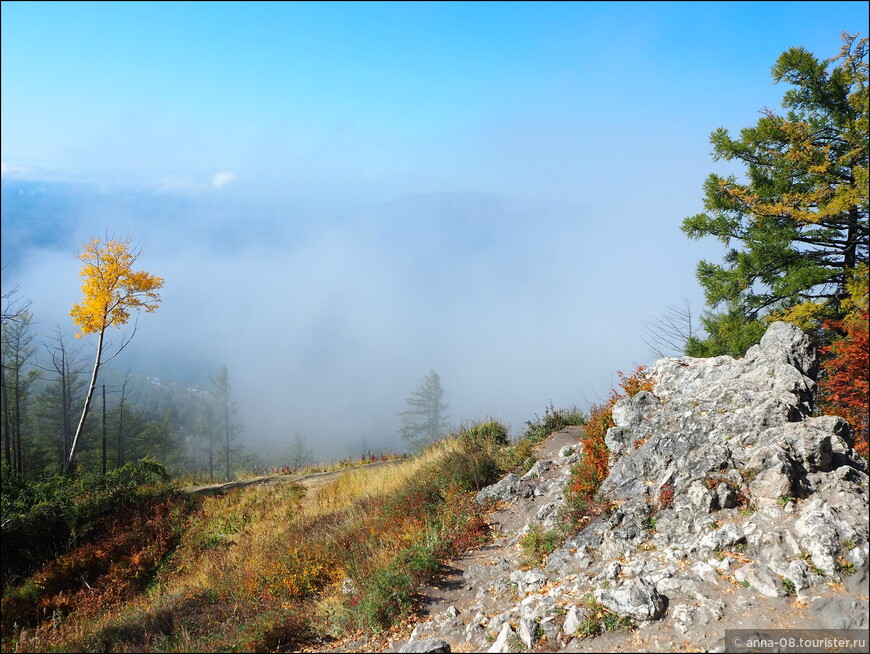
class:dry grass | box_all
[2,426,506,653]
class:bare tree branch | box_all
[642,297,697,358]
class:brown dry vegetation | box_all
[1,420,543,653]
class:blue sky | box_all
[3,1,866,201]
[1,2,867,457]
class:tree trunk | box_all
[224,398,230,482]
[117,399,124,469]
[1,353,11,467]
[60,354,69,468]
[65,327,105,474]
[102,384,107,477]
[13,360,22,474]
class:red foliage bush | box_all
[818,308,869,458]
[658,483,675,510]
[1,495,191,629]
[564,366,654,526]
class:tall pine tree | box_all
[398,369,449,451]
[683,33,868,356]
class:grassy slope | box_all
[2,421,548,653]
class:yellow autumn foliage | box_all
[764,300,829,331]
[69,238,164,337]
[842,263,870,315]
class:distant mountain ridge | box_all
[1,179,587,271]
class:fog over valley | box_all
[1,179,712,461]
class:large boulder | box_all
[597,322,868,580]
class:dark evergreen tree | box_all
[1,310,40,473]
[683,33,868,355]
[210,366,240,481]
[398,369,450,450]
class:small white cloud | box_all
[212,171,237,189]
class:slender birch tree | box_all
[65,238,163,474]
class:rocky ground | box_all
[323,323,870,653]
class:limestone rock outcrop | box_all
[399,322,869,653]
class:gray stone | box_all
[715,482,738,509]
[517,616,538,648]
[671,595,725,635]
[611,391,660,429]
[562,606,583,636]
[794,496,858,577]
[399,638,451,653]
[522,459,551,480]
[340,576,357,595]
[756,320,818,379]
[486,622,514,653]
[539,615,561,644]
[546,545,593,574]
[734,564,782,597]
[391,322,869,652]
[843,563,869,596]
[605,426,631,457]
[476,473,533,504]
[509,569,548,595]
[655,575,703,596]
[808,597,869,629]
[593,577,665,621]
[697,523,743,554]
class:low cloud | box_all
[212,171,237,189]
[2,182,711,462]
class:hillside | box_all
[1,322,867,653]
[363,322,870,653]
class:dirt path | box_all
[181,458,406,497]
[322,427,586,653]
[417,427,583,622]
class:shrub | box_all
[1,492,194,630]
[563,367,653,531]
[522,402,586,443]
[353,565,415,631]
[657,483,675,510]
[495,437,536,474]
[443,449,502,492]
[434,486,490,558]
[519,526,562,566]
[577,595,633,636]
[817,267,869,459]
[227,604,313,653]
[457,420,510,449]
[2,428,506,650]
[1,458,173,585]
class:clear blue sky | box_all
[2,1,867,201]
